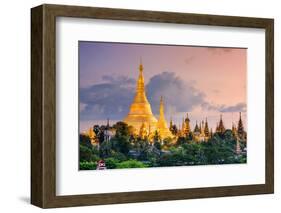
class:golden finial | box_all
[139,57,143,72]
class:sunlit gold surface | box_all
[88,127,96,139]
[157,96,173,139]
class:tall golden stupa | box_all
[123,61,158,134]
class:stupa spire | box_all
[169,117,173,130]
[135,59,145,100]
[184,113,191,136]
[194,120,200,133]
[237,112,246,140]
[237,112,244,134]
[217,114,225,134]
[159,96,164,116]
[204,117,209,137]
[182,117,185,132]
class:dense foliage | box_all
[79,122,246,170]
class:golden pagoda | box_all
[139,122,149,139]
[216,114,226,134]
[123,61,158,134]
[87,127,96,145]
[204,118,210,137]
[157,96,173,139]
[184,113,191,136]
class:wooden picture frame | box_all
[31,4,274,208]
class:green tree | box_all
[114,121,130,137]
[137,139,151,161]
[170,124,178,135]
[182,142,203,164]
[109,122,132,155]
[99,140,112,158]
[202,135,236,164]
[79,144,100,162]
[109,151,127,161]
[153,131,161,150]
[177,136,186,146]
[111,136,131,155]
[93,125,105,144]
[79,134,92,148]
[154,141,161,150]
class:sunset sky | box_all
[79,41,247,132]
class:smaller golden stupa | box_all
[157,96,173,139]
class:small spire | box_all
[139,57,143,72]
[159,96,164,115]
[107,118,109,127]
[217,114,225,133]
[237,112,244,135]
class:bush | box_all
[79,161,97,170]
[105,157,119,169]
[116,160,148,169]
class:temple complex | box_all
[117,61,245,143]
